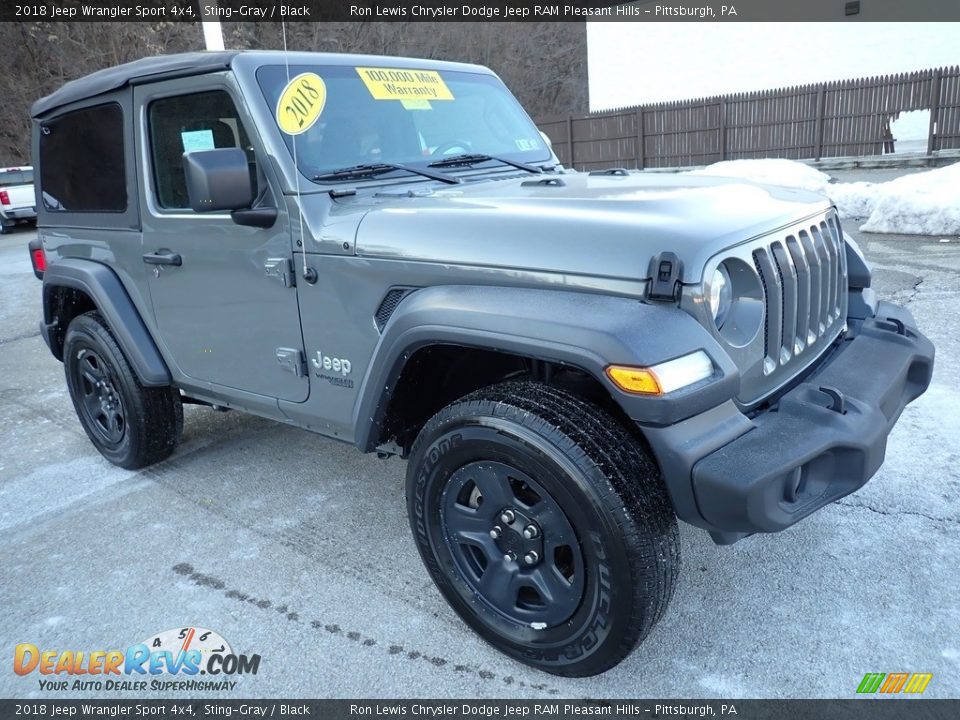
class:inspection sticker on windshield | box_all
[356,67,454,101]
[401,99,432,111]
[276,72,327,135]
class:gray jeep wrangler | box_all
[29,51,934,677]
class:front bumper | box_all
[644,301,934,543]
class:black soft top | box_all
[31,51,239,118]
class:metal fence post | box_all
[636,108,645,169]
[719,98,727,161]
[927,68,942,155]
[814,84,826,160]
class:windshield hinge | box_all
[265,257,296,288]
[647,252,683,301]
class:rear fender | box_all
[41,258,171,387]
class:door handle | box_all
[143,250,182,267]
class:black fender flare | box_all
[353,285,740,451]
[41,259,172,387]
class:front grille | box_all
[751,210,847,379]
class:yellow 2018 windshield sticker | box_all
[356,67,454,101]
[276,73,326,135]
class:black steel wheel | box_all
[407,380,680,677]
[74,347,127,445]
[64,311,182,469]
[440,460,585,628]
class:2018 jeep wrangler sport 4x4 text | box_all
[29,51,934,677]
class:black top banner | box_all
[3,0,960,23]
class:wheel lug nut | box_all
[522,524,539,539]
[500,510,515,524]
[504,551,517,563]
[489,526,502,539]
[524,551,539,565]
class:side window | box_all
[148,90,256,210]
[39,103,126,212]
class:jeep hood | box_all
[351,172,833,283]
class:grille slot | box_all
[771,242,797,365]
[752,211,846,377]
[786,235,811,352]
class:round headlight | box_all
[708,264,733,328]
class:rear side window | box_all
[148,90,256,210]
[0,169,32,187]
[39,103,126,212]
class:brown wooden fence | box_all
[536,66,960,170]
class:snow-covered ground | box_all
[684,159,960,236]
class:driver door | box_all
[136,78,308,403]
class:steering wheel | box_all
[432,140,472,157]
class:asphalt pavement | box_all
[1,171,958,699]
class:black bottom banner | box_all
[0,699,956,720]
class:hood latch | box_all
[647,251,683,301]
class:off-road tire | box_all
[406,380,680,677]
[64,311,182,469]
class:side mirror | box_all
[183,148,253,213]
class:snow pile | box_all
[683,158,960,236]
[830,163,960,235]
[686,159,832,194]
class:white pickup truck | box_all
[0,166,36,233]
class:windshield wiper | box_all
[312,162,460,185]
[427,153,543,174]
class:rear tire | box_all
[64,311,182,469]
[406,380,680,676]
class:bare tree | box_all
[0,21,199,163]
[0,21,586,165]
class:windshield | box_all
[256,64,551,182]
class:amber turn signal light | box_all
[605,366,662,395]
[606,351,715,396]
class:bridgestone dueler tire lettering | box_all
[406,380,680,676]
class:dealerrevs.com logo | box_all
[13,627,261,692]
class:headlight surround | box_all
[704,258,765,347]
[708,264,733,329]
